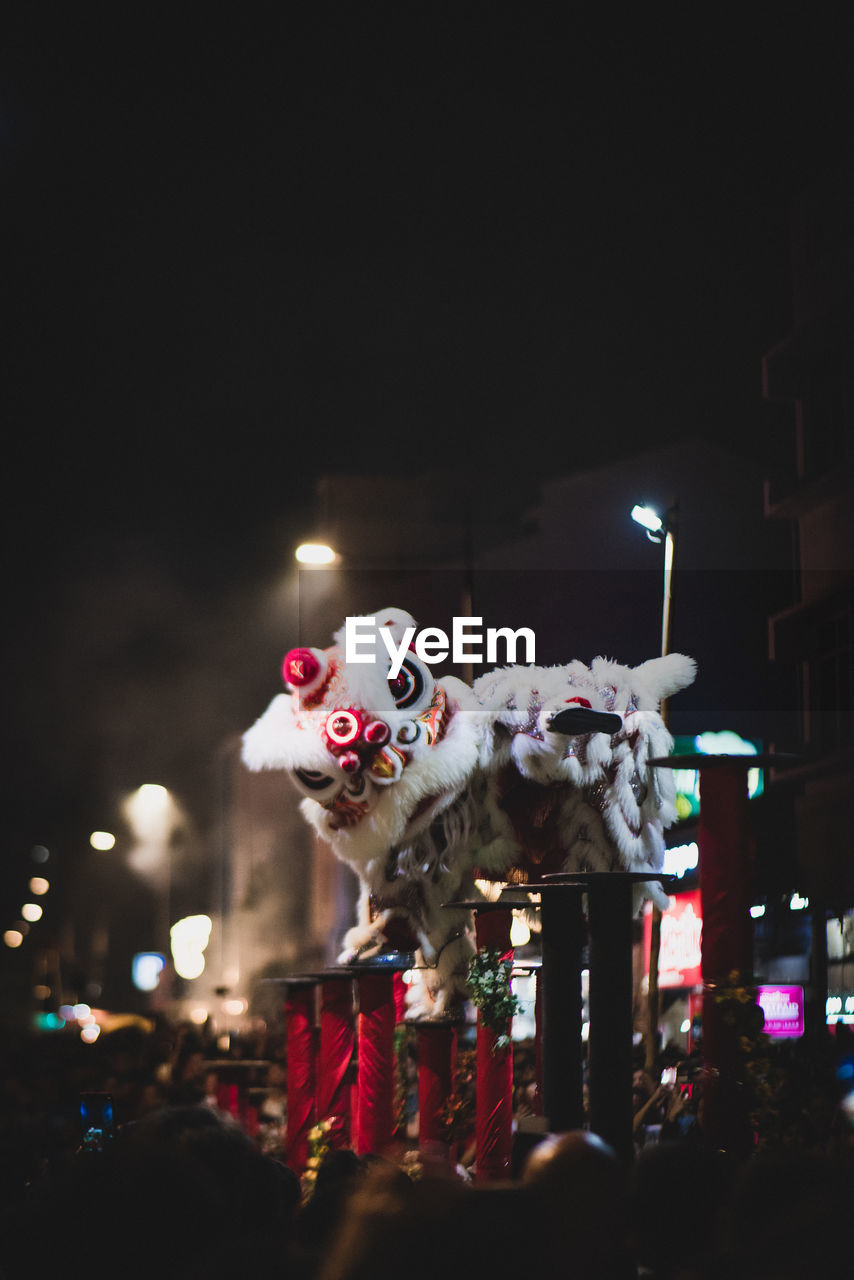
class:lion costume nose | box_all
[323,710,392,770]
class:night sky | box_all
[2,9,851,971]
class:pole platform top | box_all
[406,1012,467,1028]
[649,752,801,770]
[540,870,679,890]
[261,952,415,983]
[441,896,530,911]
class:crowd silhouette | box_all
[1,1017,852,1280]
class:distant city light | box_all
[510,913,531,947]
[630,504,664,534]
[31,845,50,863]
[695,730,758,757]
[189,1007,209,1025]
[20,903,43,923]
[33,1012,65,1031]
[680,1018,691,1033]
[29,877,49,895]
[750,904,766,919]
[170,914,212,980]
[90,831,116,851]
[80,1024,100,1044]
[223,998,247,1017]
[295,542,337,565]
[136,783,169,805]
[790,893,810,911]
[4,930,23,948]
[34,984,51,1000]
[663,841,699,878]
[132,952,166,992]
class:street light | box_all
[295,542,338,566]
[631,500,679,1071]
[630,502,678,668]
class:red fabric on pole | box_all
[698,764,755,1157]
[417,1023,457,1148]
[475,1022,514,1181]
[354,971,396,1156]
[217,1082,240,1118]
[475,908,514,1182]
[476,907,514,951]
[285,984,316,1173]
[317,976,355,1149]
[699,766,754,981]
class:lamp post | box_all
[630,502,679,1072]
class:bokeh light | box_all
[170,914,212,980]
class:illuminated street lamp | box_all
[630,502,678,668]
[631,500,679,1070]
[295,542,338,566]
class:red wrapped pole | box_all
[699,762,756,1157]
[474,907,515,1183]
[284,981,317,1173]
[354,969,396,1156]
[417,1022,458,1157]
[316,974,355,1150]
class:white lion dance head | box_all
[242,608,696,1018]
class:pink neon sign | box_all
[757,985,804,1038]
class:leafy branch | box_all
[467,948,522,1052]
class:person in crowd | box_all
[629,1139,736,1279]
[3,1101,300,1280]
[632,1067,669,1146]
[520,1129,636,1279]
[717,1142,854,1279]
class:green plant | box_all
[468,948,522,1052]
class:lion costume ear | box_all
[333,607,417,651]
[632,653,697,706]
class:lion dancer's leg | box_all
[405,909,477,1021]
[339,884,394,963]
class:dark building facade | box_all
[761,162,854,1031]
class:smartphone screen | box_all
[661,1067,677,1086]
[79,1092,115,1152]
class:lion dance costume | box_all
[242,608,696,1018]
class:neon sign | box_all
[672,731,764,821]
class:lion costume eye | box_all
[292,768,339,800]
[387,653,433,713]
